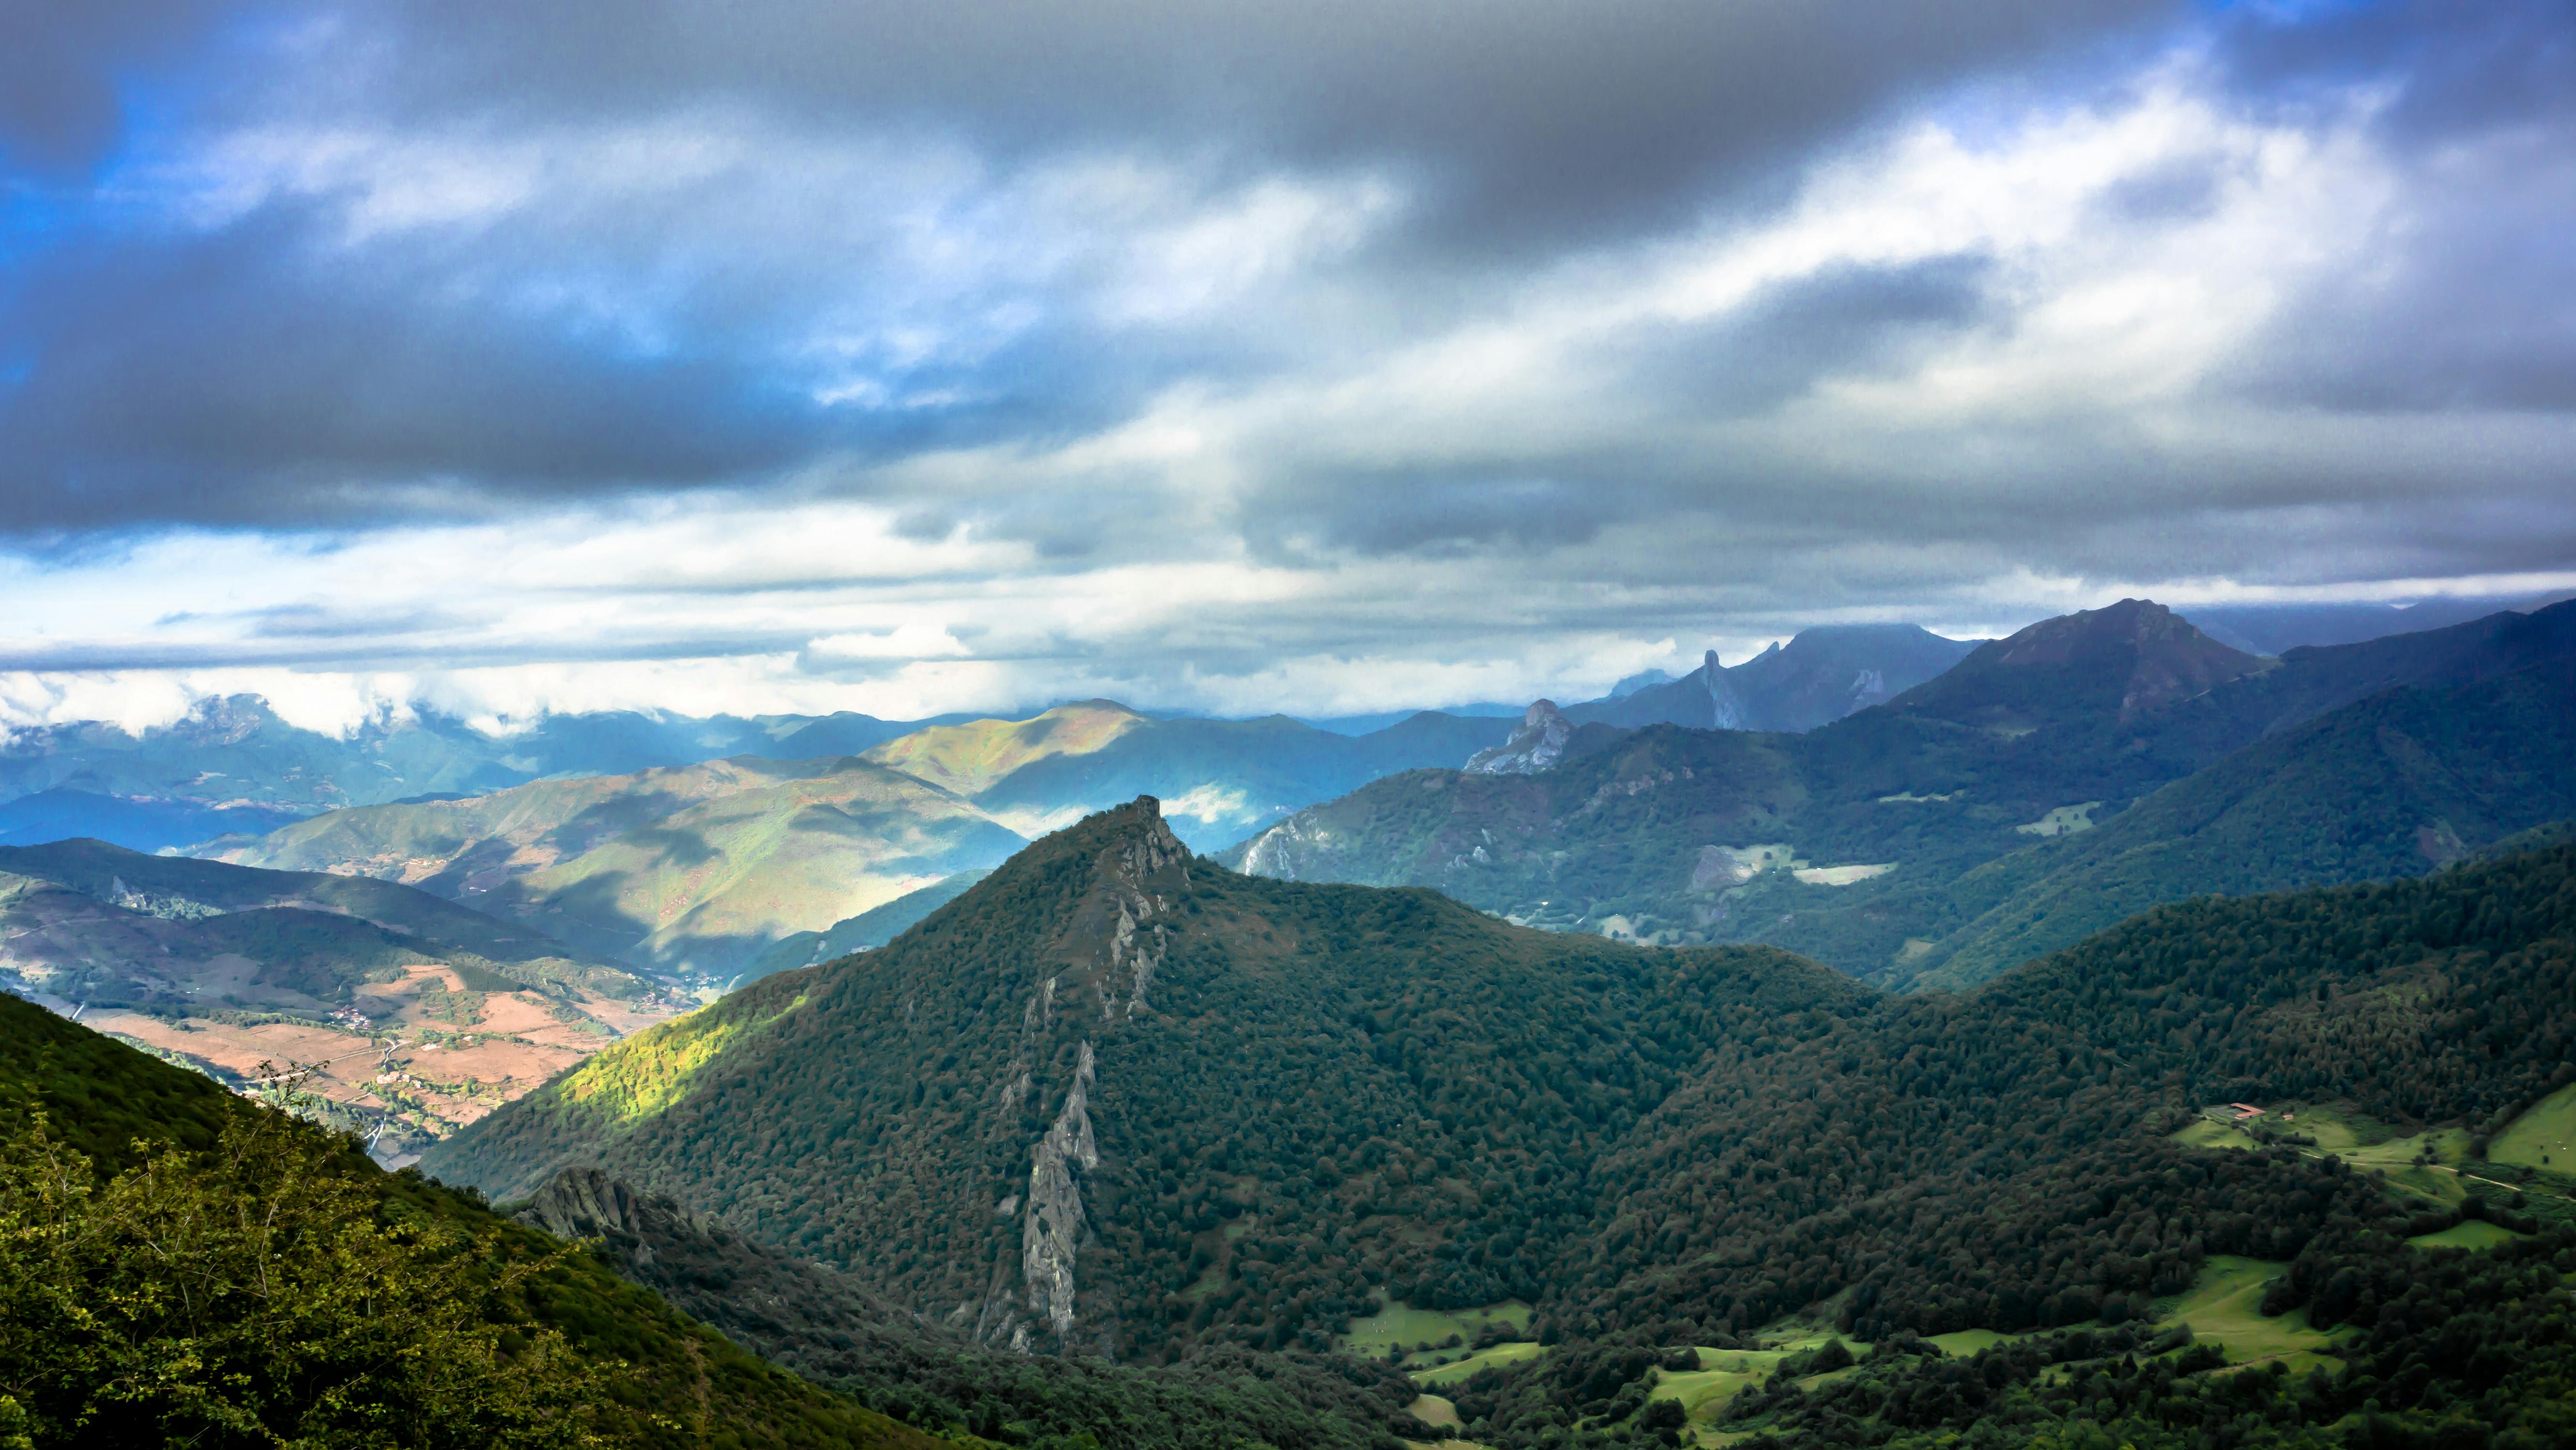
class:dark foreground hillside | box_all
[428,799,2576,1444]
[0,988,944,1450]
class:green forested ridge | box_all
[0,989,948,1449]
[517,1166,1424,1450]
[427,798,1871,1359]
[1226,599,2576,983]
[1909,656,2576,991]
[426,798,2576,1443]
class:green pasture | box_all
[2173,1117,2260,1151]
[2493,1082,2576,1172]
[2152,1256,2343,1374]
[1928,1328,2025,1357]
[2408,1218,2530,1252]
[1412,1341,1551,1388]
[1339,1297,1534,1367]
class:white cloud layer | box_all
[0,3,2569,730]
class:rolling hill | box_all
[217,755,1030,983]
[422,799,2576,1449]
[1227,598,2576,975]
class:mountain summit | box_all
[422,797,1858,1361]
[1886,597,2261,731]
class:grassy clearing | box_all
[2408,1219,2529,1252]
[2014,802,2102,836]
[2494,1082,2576,1172]
[1338,1297,1534,1367]
[1927,1328,2023,1357]
[1412,1342,1550,1389]
[2152,1255,2343,1375]
[1407,1395,1462,1427]
[1792,864,1896,886]
[2174,1118,2261,1151]
[1651,1364,1766,1427]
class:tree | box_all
[0,1105,605,1448]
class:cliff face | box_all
[427,797,1200,1358]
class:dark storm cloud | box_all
[376,0,2183,254]
[1617,254,2000,416]
[0,211,816,530]
[0,0,223,173]
[2210,0,2576,414]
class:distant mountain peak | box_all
[1893,598,2261,727]
[1464,700,1574,774]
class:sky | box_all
[0,0,2571,734]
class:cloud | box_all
[0,0,2567,725]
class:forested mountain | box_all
[1564,624,1979,733]
[0,838,679,1160]
[1228,598,2576,976]
[426,799,1869,1360]
[0,988,949,1448]
[518,1167,1426,1448]
[1904,657,2576,990]
[859,700,1513,849]
[216,754,1029,981]
[423,801,2576,1448]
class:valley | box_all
[7,599,2576,1450]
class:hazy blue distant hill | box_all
[2180,589,2575,655]
[0,695,956,852]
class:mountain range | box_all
[418,795,2576,1447]
[1225,597,2576,986]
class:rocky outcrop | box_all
[1019,1039,1097,1344]
[1465,700,1575,773]
[1701,651,1753,730]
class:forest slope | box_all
[0,988,947,1449]
[429,801,2576,1391]
[1908,655,2576,990]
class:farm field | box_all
[79,960,642,1165]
